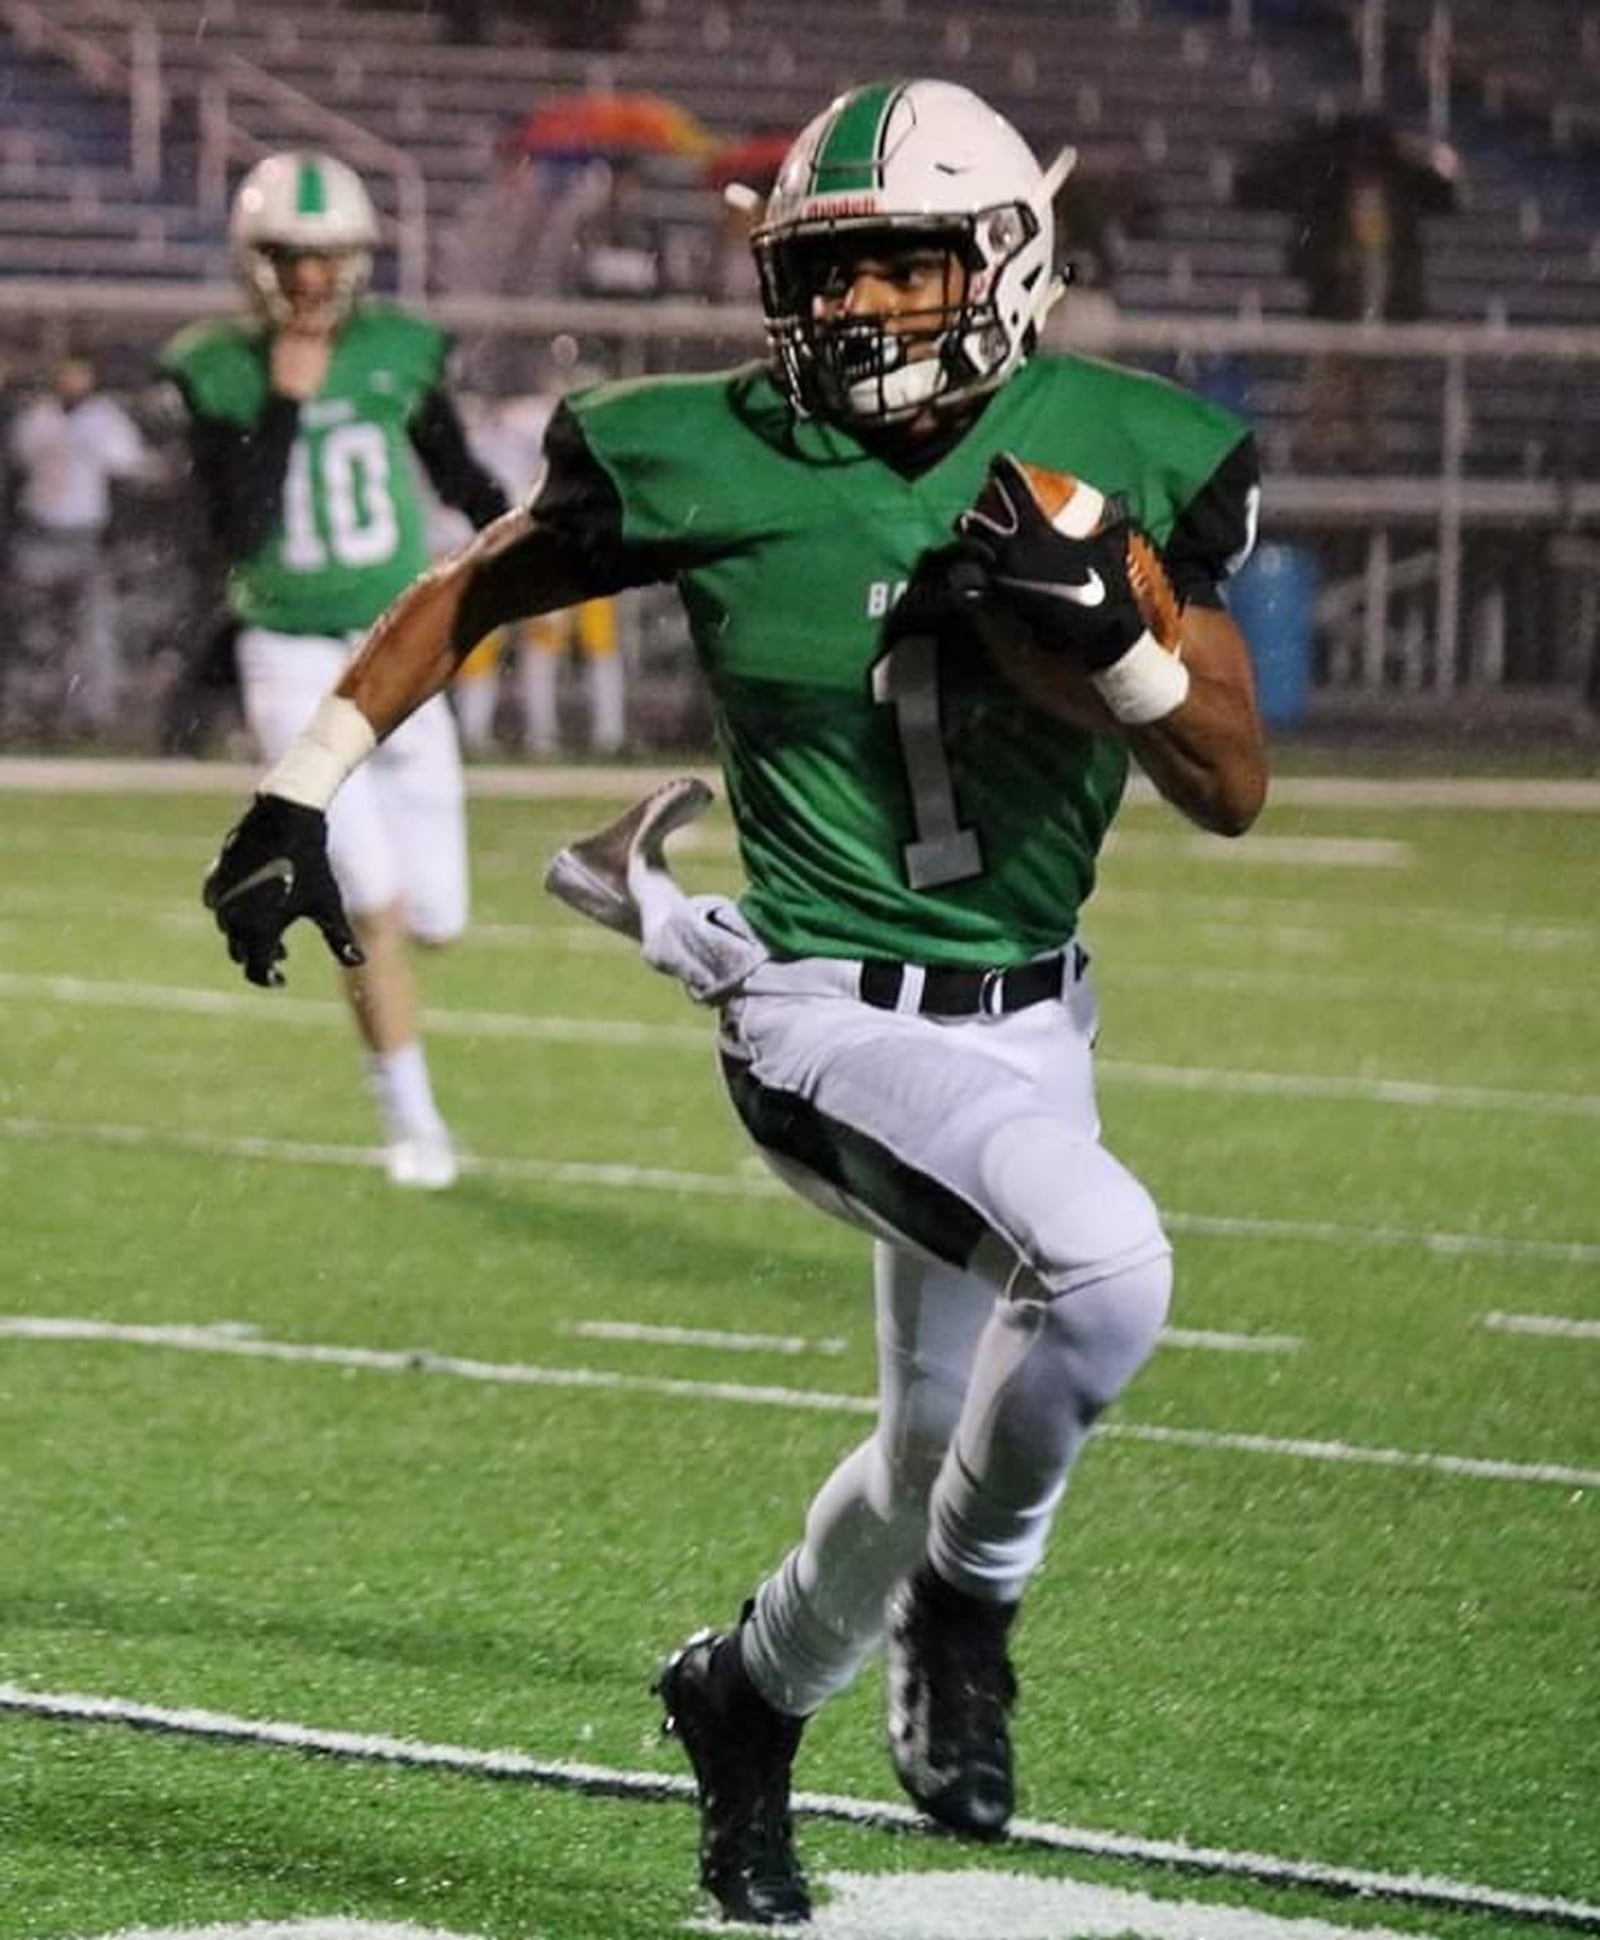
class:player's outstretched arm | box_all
[203,509,601,986]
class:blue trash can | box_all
[1228,543,1317,730]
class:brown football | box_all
[979,462,1182,731]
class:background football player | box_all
[198,83,1267,1923]
[163,151,508,1188]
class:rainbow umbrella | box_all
[518,92,720,161]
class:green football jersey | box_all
[160,303,448,635]
[561,353,1253,965]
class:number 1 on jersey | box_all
[871,633,983,890]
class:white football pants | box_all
[718,953,1172,1717]
[238,627,468,940]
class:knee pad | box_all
[979,1115,1168,1298]
[1039,1251,1172,1419]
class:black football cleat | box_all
[886,1564,1019,1840]
[656,1625,811,1926]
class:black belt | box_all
[858,945,1085,1018]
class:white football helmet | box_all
[229,151,379,325]
[752,80,1076,426]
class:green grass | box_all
[1,770,1596,1940]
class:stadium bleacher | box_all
[0,0,1595,728]
[3,0,1597,324]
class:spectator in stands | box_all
[510,0,637,48]
[4,354,147,745]
[1238,111,1460,324]
[434,130,562,391]
[1237,112,1461,467]
[161,151,508,1190]
[438,131,538,301]
[527,156,665,299]
[437,0,488,44]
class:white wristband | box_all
[1089,629,1191,726]
[261,695,377,810]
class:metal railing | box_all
[1,0,428,298]
[0,0,164,185]
[0,283,1593,702]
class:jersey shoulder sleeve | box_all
[1105,363,1257,600]
[562,362,780,551]
[158,318,268,423]
[1163,434,1261,605]
[349,302,451,394]
[1026,353,1255,598]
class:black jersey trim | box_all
[1165,432,1260,609]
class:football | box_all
[976,461,1182,732]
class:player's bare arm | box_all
[203,508,603,987]
[334,508,527,737]
[1125,602,1267,836]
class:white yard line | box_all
[0,1683,1593,1930]
[3,1316,1594,1490]
[1096,1056,1600,1120]
[1108,833,1412,867]
[8,896,1590,1009]
[3,1114,1597,1267]
[8,970,1599,1116]
[1160,1328,1303,1353]
[0,1116,767,1198]
[1162,1209,1600,1265]
[1481,1312,1600,1341]
[1105,889,1600,950]
[567,1320,849,1356]
[0,972,708,1048]
[3,756,1598,811]
[571,1320,1295,1358]
[1106,1421,1598,1489]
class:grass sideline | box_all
[0,765,1595,1940]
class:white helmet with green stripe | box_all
[753,79,1076,426]
[230,151,379,325]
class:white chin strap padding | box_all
[849,354,946,419]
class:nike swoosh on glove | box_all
[958,452,1155,671]
[202,794,364,988]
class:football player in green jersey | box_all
[201,82,1268,1924]
[164,152,507,1189]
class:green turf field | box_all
[1,764,1595,1940]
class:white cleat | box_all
[385,1132,459,1191]
[543,775,714,938]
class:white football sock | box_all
[367,1041,447,1144]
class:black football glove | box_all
[202,794,363,988]
[958,452,1149,671]
[882,540,992,643]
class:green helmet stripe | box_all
[295,156,328,217]
[809,81,904,195]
